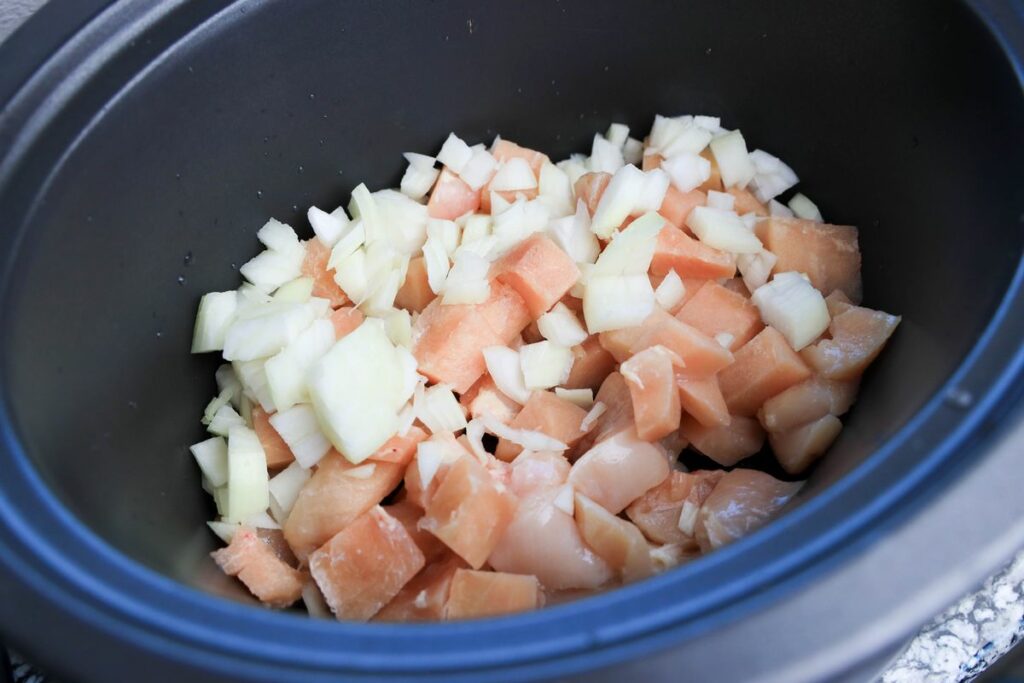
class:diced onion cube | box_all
[709,130,756,189]
[588,134,625,174]
[520,341,573,390]
[257,219,301,253]
[751,272,831,351]
[437,133,473,173]
[552,483,575,514]
[661,153,712,193]
[224,426,269,523]
[208,404,246,437]
[482,346,532,404]
[267,404,330,468]
[491,157,538,192]
[192,291,239,353]
[327,220,366,271]
[736,249,779,292]
[307,206,349,247]
[580,401,607,432]
[348,183,384,243]
[400,153,440,200]
[374,189,431,254]
[654,269,686,310]
[478,414,568,452]
[416,436,466,487]
[583,273,655,333]
[748,150,799,203]
[239,246,304,291]
[415,383,468,434]
[593,211,665,276]
[605,123,630,148]
[190,436,229,488]
[460,214,492,245]
[557,156,588,185]
[232,359,275,412]
[264,318,335,411]
[422,236,450,294]
[223,299,326,362]
[714,332,735,349]
[547,200,600,265]
[660,125,713,158]
[537,303,588,347]
[268,461,311,523]
[459,147,498,190]
[622,137,644,165]
[788,193,823,221]
[635,169,670,213]
[590,164,646,238]
[384,308,412,348]
[442,249,490,305]
[426,218,460,257]
[686,206,763,254]
[554,387,594,408]
[272,277,314,303]
[706,190,735,211]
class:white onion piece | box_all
[686,206,762,254]
[239,245,305,291]
[635,169,670,213]
[648,115,688,153]
[736,249,779,292]
[460,214,492,246]
[360,264,406,316]
[537,303,588,347]
[232,359,275,412]
[459,147,498,190]
[491,157,537,192]
[622,137,644,165]
[463,419,490,462]
[547,200,600,265]
[479,414,568,452]
[415,383,468,434]
[519,341,574,390]
[384,308,413,348]
[751,272,831,351]
[590,164,646,238]
[678,499,700,535]
[768,199,795,217]
[537,161,574,216]
[593,211,665,276]
[661,153,711,193]
[437,133,473,173]
[400,153,440,200]
[654,269,686,310]
[422,235,451,294]
[556,157,588,185]
[739,212,758,232]
[583,273,655,333]
[605,123,630,148]
[660,125,713,158]
[224,426,269,523]
[327,220,366,271]
[332,247,369,302]
[588,134,625,174]
[202,390,234,426]
[706,190,735,211]
[482,346,532,404]
[215,364,242,407]
[748,150,799,203]
[442,249,490,305]
[272,277,314,303]
[693,115,723,134]
[265,318,335,411]
[223,299,325,362]
[554,387,594,408]
[267,404,330,468]
[256,219,301,253]
[489,191,513,215]
[788,193,823,221]
[308,207,350,247]
[374,189,430,254]
[208,404,245,437]
[268,461,311,523]
[212,487,230,518]
[552,483,576,515]
[191,436,229,488]
[207,521,238,544]
[709,130,756,189]
[348,184,384,243]
[714,332,735,349]
[192,291,238,353]
[579,401,607,433]
[426,218,460,257]
[244,510,279,530]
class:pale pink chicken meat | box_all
[694,469,803,552]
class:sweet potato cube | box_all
[309,506,425,621]
[755,217,862,302]
[395,256,435,313]
[373,555,465,622]
[679,414,765,466]
[769,414,843,475]
[758,376,858,432]
[574,493,653,582]
[495,391,588,461]
[444,569,542,619]
[621,347,681,441]
[676,375,730,428]
[569,429,670,514]
[211,526,304,608]
[800,305,901,381]
[718,326,812,416]
[564,335,618,391]
[252,406,294,469]
[651,225,736,279]
[492,234,581,317]
[674,281,763,352]
[302,238,350,308]
[625,470,724,545]
[428,168,480,220]
[574,172,611,215]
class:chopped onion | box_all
[492,197,551,250]
[654,269,686,310]
[739,212,758,231]
[332,247,369,302]
[223,299,326,362]
[224,426,269,523]
[482,346,532,404]
[374,189,430,254]
[588,134,625,174]
[583,273,656,333]
[714,332,735,349]
[208,404,246,437]
[239,244,305,291]
[635,169,670,213]
[459,147,498,190]
[579,401,607,432]
[415,383,468,434]
[537,161,574,216]
[384,308,412,348]
[547,200,600,265]
[268,404,331,468]
[460,214,492,246]
[422,235,451,294]
[360,257,407,316]
[442,249,490,305]
[788,192,823,221]
[215,364,243,407]
[709,130,756,189]
[661,125,713,158]
[400,153,440,200]
[327,220,366,271]
[556,156,588,185]
[693,115,723,134]
[677,499,700,535]
[491,158,537,192]
[590,164,646,238]
[348,183,384,243]
[244,510,280,530]
[190,436,229,488]
[207,521,238,544]
[552,483,575,514]
[736,249,779,292]
[537,303,588,347]
[426,218,460,257]
[268,461,311,523]
[622,137,644,165]
[593,211,665,276]
[212,486,230,518]
[264,318,334,411]
[751,272,830,351]
[272,277,314,303]
[308,206,350,247]
[478,414,567,452]
[706,190,735,211]
[232,359,276,412]
[416,436,466,487]
[748,149,799,203]
[605,122,630,148]
[192,291,239,353]
[489,191,513,215]
[303,582,332,619]
[519,341,574,390]
[686,206,763,254]
[661,153,712,193]
[768,199,794,217]
[437,133,473,173]
[554,387,594,408]
[257,219,301,253]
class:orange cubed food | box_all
[444,569,542,620]
[252,406,294,469]
[427,168,480,220]
[460,374,520,424]
[301,238,350,308]
[211,526,304,608]
[625,470,724,545]
[726,188,768,216]
[564,335,618,391]
[420,455,518,568]
[621,347,682,441]
[368,426,428,466]
[679,413,765,466]
[695,469,802,552]
[374,555,465,622]
[755,217,862,302]
[769,414,844,475]
[651,225,737,279]
[329,306,364,340]
[569,429,670,514]
[283,451,405,559]
[495,390,588,461]
[658,186,706,231]
[492,139,550,176]
[800,304,901,381]
[394,256,436,313]
[758,376,859,433]
[492,234,581,318]
[574,371,636,453]
[383,498,448,562]
[676,375,730,428]
[574,172,612,215]
[309,506,426,621]
[718,326,812,416]
[574,493,653,582]
[631,307,735,377]
[674,281,763,352]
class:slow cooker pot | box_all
[0,1,1022,681]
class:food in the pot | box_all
[190,115,900,621]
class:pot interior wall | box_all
[2,0,1022,593]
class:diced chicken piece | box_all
[489,489,612,590]
[460,374,520,424]
[252,405,294,469]
[679,278,711,308]
[444,569,542,619]
[651,225,737,280]
[649,542,701,573]
[676,375,730,428]
[626,470,725,545]
[598,320,651,363]
[492,139,550,176]
[374,555,465,622]
[368,426,428,466]
[631,308,735,377]
[720,277,750,297]
[428,168,480,220]
[403,434,473,509]
[394,256,436,313]
[564,335,618,392]
[383,498,447,562]
[329,306,365,340]
[695,469,802,551]
[302,238,350,308]
[755,217,862,302]
[726,188,768,216]
[674,281,763,352]
[679,414,765,466]
[758,376,859,432]
[698,149,724,192]
[574,493,653,582]
[800,304,901,381]
[718,326,812,416]
[621,347,681,441]
[658,186,706,232]
[574,372,635,453]
[211,526,304,608]
[495,391,588,461]
[310,506,426,621]
[421,455,517,568]
[642,153,663,172]
[477,281,534,343]
[521,319,544,344]
[825,289,854,317]
[770,414,843,475]
[569,429,670,514]
[574,172,612,215]
[508,450,571,497]
[492,234,581,318]
[283,451,405,559]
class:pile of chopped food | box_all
[189,114,901,621]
